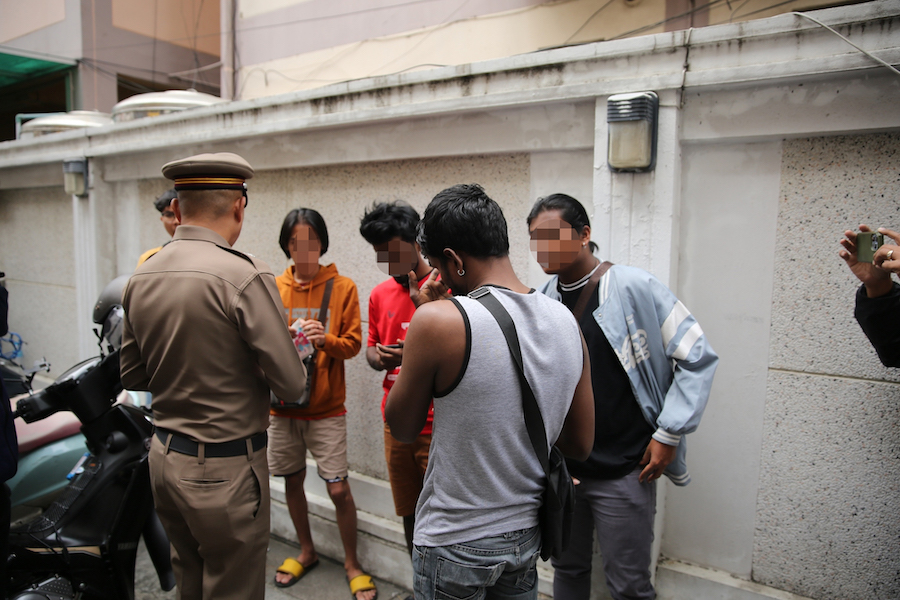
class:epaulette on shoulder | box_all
[218,245,256,266]
[141,240,172,263]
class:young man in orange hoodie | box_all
[268,208,374,600]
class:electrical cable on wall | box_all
[729,0,798,22]
[564,0,616,45]
[790,11,900,78]
[152,0,159,83]
[609,0,730,41]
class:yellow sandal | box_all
[274,557,319,588]
[348,573,378,600]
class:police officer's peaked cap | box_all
[162,152,254,192]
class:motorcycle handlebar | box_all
[14,351,122,425]
[14,381,74,423]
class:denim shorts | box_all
[413,526,541,600]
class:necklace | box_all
[559,260,601,293]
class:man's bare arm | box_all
[554,334,594,461]
[384,305,442,442]
[386,301,464,442]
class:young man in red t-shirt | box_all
[360,201,435,554]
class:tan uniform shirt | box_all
[120,225,307,443]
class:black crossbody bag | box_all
[271,278,333,409]
[469,286,575,561]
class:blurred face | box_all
[529,210,583,273]
[373,237,419,280]
[160,202,179,237]
[289,223,321,270]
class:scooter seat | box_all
[11,395,82,454]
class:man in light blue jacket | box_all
[528,194,718,600]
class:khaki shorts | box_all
[384,422,431,517]
[268,414,348,482]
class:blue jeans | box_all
[413,526,541,600]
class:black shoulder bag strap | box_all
[571,261,613,322]
[469,287,554,487]
[305,277,334,386]
[317,278,334,329]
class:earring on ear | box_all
[457,269,465,276]
[582,242,586,247]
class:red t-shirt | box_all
[367,276,434,435]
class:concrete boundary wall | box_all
[1,3,898,598]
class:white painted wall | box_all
[527,150,595,287]
[669,141,783,576]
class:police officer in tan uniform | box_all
[120,152,308,600]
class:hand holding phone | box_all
[840,225,894,297]
[856,231,884,263]
[376,340,404,370]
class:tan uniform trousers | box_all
[149,435,270,600]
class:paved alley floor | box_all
[134,536,411,600]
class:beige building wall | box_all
[0,0,67,44]
[236,0,667,99]
[112,0,220,57]
[234,0,851,100]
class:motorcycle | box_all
[3,351,88,527]
[1,279,86,521]
[5,276,174,599]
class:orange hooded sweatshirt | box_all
[270,263,362,420]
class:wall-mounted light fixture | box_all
[63,157,89,196]
[607,91,659,173]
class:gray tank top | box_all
[413,286,583,547]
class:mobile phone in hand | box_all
[857,232,884,263]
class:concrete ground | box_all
[134,536,412,600]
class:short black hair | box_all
[279,208,329,258]
[359,201,420,246]
[418,184,509,259]
[154,189,177,213]
[527,193,599,253]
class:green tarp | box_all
[0,51,73,88]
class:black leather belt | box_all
[156,428,267,458]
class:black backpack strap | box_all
[469,287,551,477]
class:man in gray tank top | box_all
[385,184,595,599]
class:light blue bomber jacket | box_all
[539,264,718,486]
